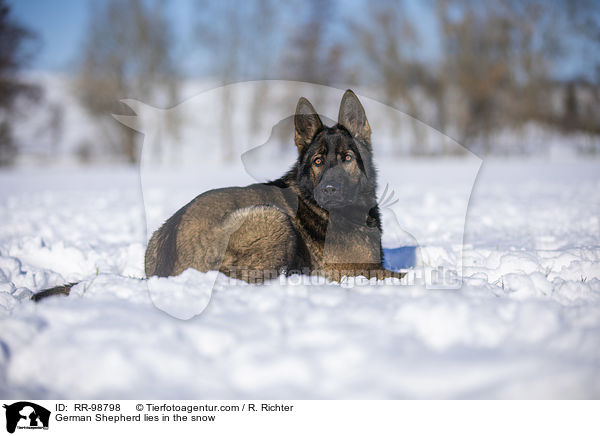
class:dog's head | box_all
[294,90,377,210]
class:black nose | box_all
[322,184,337,195]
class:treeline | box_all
[0,0,40,165]
[2,0,599,164]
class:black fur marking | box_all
[265,177,290,189]
[295,196,328,244]
[367,205,382,231]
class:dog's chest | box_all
[321,218,382,265]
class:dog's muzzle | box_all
[315,181,353,209]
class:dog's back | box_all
[145,184,304,280]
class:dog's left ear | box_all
[338,90,371,144]
[295,97,323,153]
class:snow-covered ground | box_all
[0,158,599,399]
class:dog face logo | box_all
[3,402,50,433]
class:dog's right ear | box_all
[294,97,323,153]
[338,89,371,144]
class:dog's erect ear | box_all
[338,89,371,144]
[294,97,323,153]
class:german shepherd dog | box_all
[146,90,403,283]
[32,90,403,300]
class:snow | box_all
[1,157,599,399]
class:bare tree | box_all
[556,0,600,140]
[350,0,431,154]
[282,0,346,113]
[194,0,286,161]
[283,0,341,84]
[195,0,241,162]
[435,1,514,153]
[436,0,598,153]
[76,0,179,163]
[0,0,41,166]
[247,0,279,143]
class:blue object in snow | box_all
[382,246,418,270]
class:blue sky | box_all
[8,0,597,80]
[7,0,445,78]
[9,0,196,73]
[9,0,89,71]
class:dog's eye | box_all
[313,157,323,166]
[343,153,353,162]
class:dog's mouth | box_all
[315,192,354,209]
[317,199,348,209]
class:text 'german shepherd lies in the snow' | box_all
[145,90,404,283]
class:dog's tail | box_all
[31,282,79,302]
